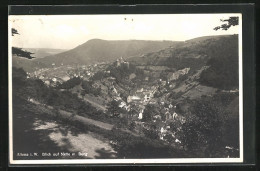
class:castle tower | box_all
[116,59,121,67]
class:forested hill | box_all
[35,39,183,66]
[128,34,239,90]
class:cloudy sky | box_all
[9,14,241,50]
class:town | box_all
[25,55,204,145]
[12,35,240,159]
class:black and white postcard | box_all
[9,13,243,164]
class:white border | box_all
[238,14,243,162]
[8,15,14,165]
[8,14,243,165]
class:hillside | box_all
[35,39,183,66]
[128,35,237,65]
[12,48,67,72]
[23,48,67,58]
[127,34,239,89]
[185,35,234,43]
[12,34,240,158]
[12,55,48,72]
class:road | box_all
[82,96,107,111]
[29,98,144,138]
[29,99,113,130]
[58,109,113,130]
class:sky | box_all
[9,14,241,50]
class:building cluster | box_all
[167,67,190,82]
[27,58,190,145]
[27,62,110,87]
[116,57,130,68]
[125,85,158,119]
[27,67,68,87]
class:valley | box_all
[12,35,240,159]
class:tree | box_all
[143,128,159,140]
[57,77,81,89]
[12,28,35,59]
[107,100,121,117]
[12,47,35,59]
[142,104,156,122]
[12,28,19,36]
[128,121,136,131]
[80,90,87,98]
[214,17,239,31]
[198,35,239,90]
[180,96,228,157]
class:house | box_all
[44,80,50,86]
[165,111,172,120]
[116,59,121,67]
[108,76,116,80]
[116,57,127,67]
[149,99,157,104]
[114,96,121,101]
[179,116,186,124]
[160,127,166,133]
[175,139,181,143]
[161,81,167,86]
[138,109,144,119]
[169,83,176,88]
[28,98,34,102]
[144,94,150,102]
[127,95,141,103]
[153,114,161,120]
[172,112,178,120]
[119,101,126,108]
[159,127,167,140]
[124,105,131,111]
[112,87,118,94]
